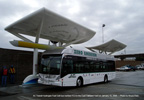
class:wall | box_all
[115,60,143,68]
[0,48,41,84]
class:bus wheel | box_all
[104,75,108,83]
[77,78,83,87]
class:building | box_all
[114,53,144,68]
[0,48,41,84]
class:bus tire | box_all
[77,77,83,87]
[104,75,108,83]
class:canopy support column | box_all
[33,18,44,75]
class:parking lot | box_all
[0,70,144,100]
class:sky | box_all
[0,0,144,55]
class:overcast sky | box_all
[0,0,144,55]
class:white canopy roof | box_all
[5,8,95,45]
[86,39,126,54]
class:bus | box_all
[38,48,116,87]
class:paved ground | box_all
[0,70,144,100]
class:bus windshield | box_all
[39,55,61,75]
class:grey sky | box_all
[0,0,144,55]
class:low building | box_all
[114,53,144,68]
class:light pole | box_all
[102,24,105,43]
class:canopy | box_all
[5,8,95,45]
[86,39,126,54]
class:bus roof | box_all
[43,48,115,60]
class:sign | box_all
[74,50,97,57]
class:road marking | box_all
[17,96,40,100]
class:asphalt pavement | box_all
[0,70,144,100]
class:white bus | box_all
[38,48,116,87]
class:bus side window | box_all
[61,59,73,77]
[73,57,84,73]
[100,61,106,72]
[90,61,95,72]
[107,61,115,71]
[84,62,90,72]
[94,62,99,72]
[75,64,80,73]
[99,61,101,71]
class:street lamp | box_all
[102,24,105,43]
